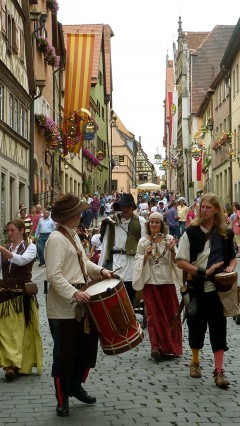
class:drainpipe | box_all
[52,59,65,201]
[29,88,43,206]
[29,14,48,206]
[228,79,233,205]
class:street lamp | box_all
[110,113,117,194]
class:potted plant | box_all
[36,37,60,67]
[46,0,59,14]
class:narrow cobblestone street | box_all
[0,261,240,425]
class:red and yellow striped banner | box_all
[63,33,95,154]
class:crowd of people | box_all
[0,189,239,418]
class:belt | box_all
[0,278,24,290]
[111,249,127,255]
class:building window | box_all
[139,174,148,181]
[96,100,100,116]
[19,105,24,136]
[112,179,118,192]
[101,106,105,120]
[237,64,239,94]
[233,69,236,98]
[24,109,28,139]
[113,156,119,166]
[9,94,13,127]
[12,18,18,53]
[119,155,124,162]
[103,141,106,157]
[0,84,4,120]
[1,0,7,35]
[99,71,103,85]
[7,13,12,53]
[14,98,18,132]
[42,98,50,116]
[19,29,24,61]
[237,125,240,156]
[34,19,45,38]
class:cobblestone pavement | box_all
[0,261,240,425]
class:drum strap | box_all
[57,226,93,334]
[57,226,88,284]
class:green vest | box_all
[105,214,142,260]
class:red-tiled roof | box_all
[184,32,210,51]
[190,25,235,113]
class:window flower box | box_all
[36,37,60,67]
[83,148,100,166]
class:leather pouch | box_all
[24,282,38,296]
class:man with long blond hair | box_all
[176,193,236,388]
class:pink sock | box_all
[214,349,224,373]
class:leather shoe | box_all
[151,349,162,362]
[5,367,15,381]
[190,362,201,378]
[70,385,96,404]
[56,401,69,417]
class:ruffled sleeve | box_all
[132,238,150,290]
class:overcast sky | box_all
[57,0,238,171]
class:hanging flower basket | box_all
[46,0,59,14]
[36,37,60,67]
[35,113,62,149]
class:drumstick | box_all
[111,266,122,274]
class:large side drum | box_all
[84,276,144,355]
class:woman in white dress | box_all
[133,212,182,361]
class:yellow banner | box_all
[63,33,95,154]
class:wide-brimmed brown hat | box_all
[51,193,89,223]
[118,193,137,209]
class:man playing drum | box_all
[99,193,146,305]
[45,193,112,417]
[176,193,237,388]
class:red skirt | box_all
[143,284,182,356]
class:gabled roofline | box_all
[221,18,240,69]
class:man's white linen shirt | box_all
[45,225,103,319]
[176,226,216,292]
[112,216,146,282]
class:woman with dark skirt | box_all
[0,219,42,380]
